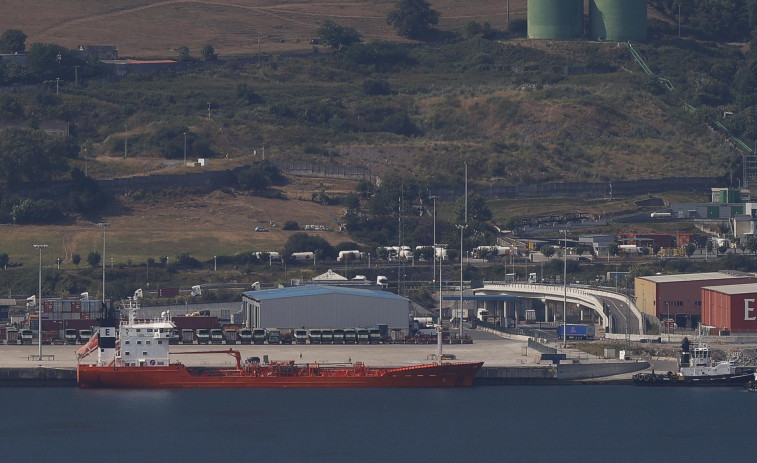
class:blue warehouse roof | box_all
[243,285,408,302]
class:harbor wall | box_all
[0,367,76,387]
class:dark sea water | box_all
[4,385,757,463]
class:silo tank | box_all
[527,0,584,39]
[589,0,647,41]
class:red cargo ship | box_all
[77,300,483,389]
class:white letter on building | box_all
[745,299,757,321]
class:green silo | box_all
[527,0,584,39]
[589,0,647,41]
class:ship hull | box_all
[77,362,484,388]
[633,370,756,387]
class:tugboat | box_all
[633,337,756,386]
[744,373,757,392]
[77,299,484,389]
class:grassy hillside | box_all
[0,0,521,58]
[0,0,754,275]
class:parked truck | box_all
[344,328,357,344]
[357,329,369,344]
[320,329,333,344]
[308,329,322,344]
[266,329,281,344]
[170,329,181,344]
[333,329,345,344]
[368,328,382,344]
[181,329,195,344]
[19,329,34,345]
[293,329,308,344]
[209,328,224,344]
[6,328,18,345]
[556,324,595,340]
[238,328,253,344]
[252,328,267,345]
[223,329,238,345]
[77,329,93,344]
[196,328,210,344]
[64,329,78,345]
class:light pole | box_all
[124,124,127,159]
[456,224,467,339]
[666,302,671,342]
[33,244,48,360]
[432,196,436,283]
[677,3,681,38]
[214,255,217,272]
[98,222,109,302]
[562,229,568,348]
[183,131,187,167]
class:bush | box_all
[282,220,299,230]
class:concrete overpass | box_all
[475,283,644,335]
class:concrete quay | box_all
[0,334,650,386]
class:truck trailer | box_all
[556,324,595,340]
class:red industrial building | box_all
[701,283,757,334]
[635,272,757,328]
[617,233,676,249]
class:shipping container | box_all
[158,287,180,298]
[172,316,219,331]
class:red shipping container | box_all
[158,287,180,298]
[71,301,81,313]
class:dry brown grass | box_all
[0,176,358,265]
[2,0,525,58]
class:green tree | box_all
[72,253,81,268]
[540,244,555,258]
[386,0,440,39]
[201,43,217,60]
[177,46,191,62]
[317,20,362,49]
[87,251,101,268]
[455,193,492,223]
[282,232,337,261]
[608,243,620,256]
[684,242,697,258]
[0,29,26,54]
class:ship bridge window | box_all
[124,340,130,345]
[137,341,142,344]
[158,340,163,344]
[147,329,153,332]
[142,351,147,356]
[124,351,130,356]
[146,341,151,345]
[136,329,141,333]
